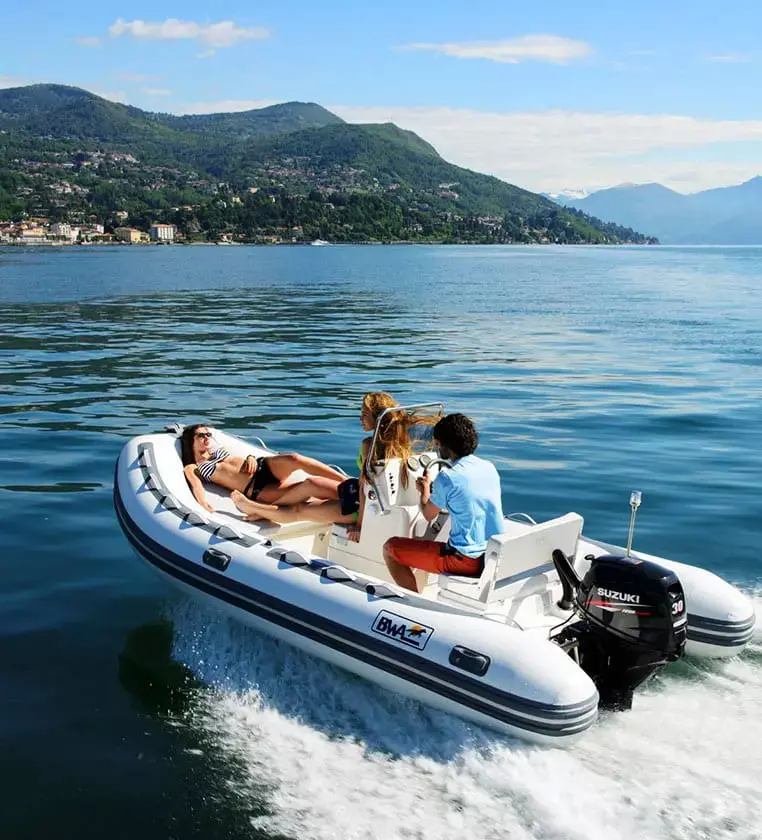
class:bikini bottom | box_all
[243,456,276,500]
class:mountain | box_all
[0,84,342,143]
[561,179,762,244]
[0,84,654,244]
[0,84,343,167]
[162,102,344,140]
[219,121,572,218]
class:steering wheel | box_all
[408,452,451,477]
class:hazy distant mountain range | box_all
[545,178,762,244]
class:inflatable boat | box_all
[113,406,756,745]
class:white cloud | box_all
[77,36,101,47]
[142,87,172,96]
[400,34,592,65]
[706,53,752,63]
[108,18,270,49]
[329,104,762,193]
[0,75,24,89]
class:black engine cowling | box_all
[554,552,687,710]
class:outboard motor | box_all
[553,551,687,710]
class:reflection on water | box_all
[1,481,103,493]
[118,620,199,717]
[3,250,760,575]
[0,284,452,443]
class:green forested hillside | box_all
[227,122,553,216]
[161,102,344,140]
[0,85,341,144]
[0,84,656,244]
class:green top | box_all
[357,437,373,474]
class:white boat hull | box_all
[115,432,599,744]
[114,427,755,744]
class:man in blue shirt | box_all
[383,413,504,592]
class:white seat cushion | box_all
[491,512,583,580]
[438,512,584,604]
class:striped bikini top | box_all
[196,447,231,482]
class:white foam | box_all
[169,593,762,840]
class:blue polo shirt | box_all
[430,454,504,557]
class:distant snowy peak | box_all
[544,189,589,202]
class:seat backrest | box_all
[486,512,584,601]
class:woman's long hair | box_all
[180,423,207,467]
[362,392,411,482]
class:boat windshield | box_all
[365,402,444,480]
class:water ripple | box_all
[2,244,762,840]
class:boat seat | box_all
[438,512,584,604]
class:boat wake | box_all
[170,592,762,840]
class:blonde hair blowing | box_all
[362,391,411,464]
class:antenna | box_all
[625,491,642,557]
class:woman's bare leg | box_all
[231,492,355,525]
[268,453,347,484]
[289,501,356,525]
[231,491,308,523]
[264,476,340,506]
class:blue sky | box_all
[3,1,762,193]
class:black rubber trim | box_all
[687,612,756,633]
[203,548,231,572]
[686,611,756,646]
[114,481,598,736]
[449,646,491,677]
[686,627,755,647]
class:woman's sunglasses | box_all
[195,431,213,439]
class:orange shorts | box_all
[384,537,483,576]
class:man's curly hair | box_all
[433,413,479,458]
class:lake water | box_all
[1,243,761,840]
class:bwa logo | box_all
[371,610,434,650]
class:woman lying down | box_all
[180,423,353,522]
[180,393,407,535]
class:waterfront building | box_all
[149,223,176,242]
[114,227,147,244]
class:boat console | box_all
[328,451,446,577]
